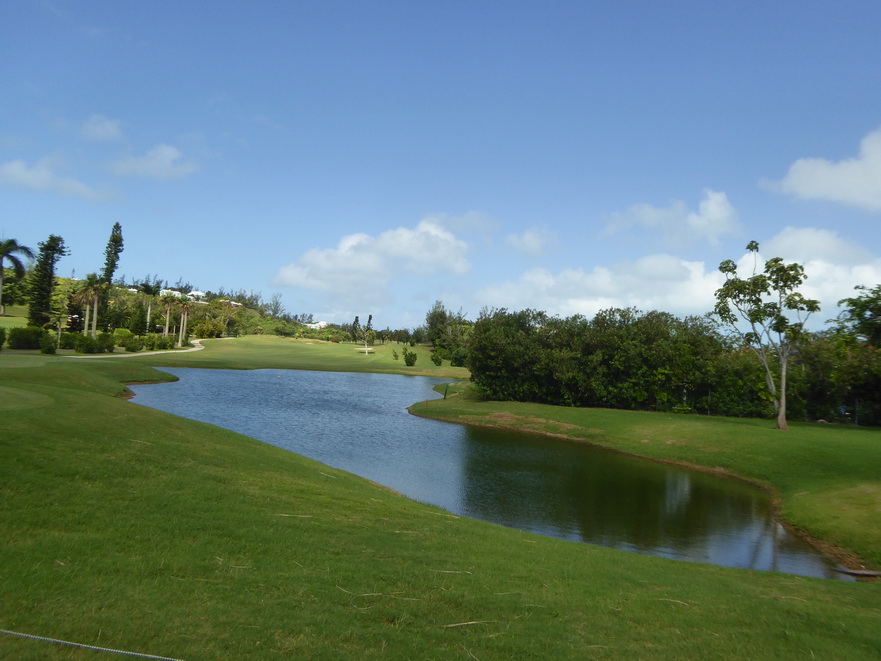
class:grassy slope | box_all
[1,338,880,659]
[138,334,470,379]
[0,304,28,329]
[412,383,881,571]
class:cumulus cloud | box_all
[758,227,881,316]
[605,188,739,246]
[504,226,557,257]
[272,218,470,307]
[421,211,501,246]
[111,144,198,179]
[763,226,874,266]
[475,254,724,319]
[80,114,122,141]
[0,156,106,200]
[763,126,881,211]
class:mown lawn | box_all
[411,382,881,571]
[1,338,879,659]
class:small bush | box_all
[146,334,175,350]
[75,335,99,354]
[59,332,77,349]
[40,334,57,354]
[391,349,399,360]
[143,333,175,351]
[124,337,145,352]
[450,347,470,367]
[97,333,116,353]
[114,328,133,346]
[0,327,6,350]
[430,351,443,366]
[7,326,44,350]
[403,348,418,366]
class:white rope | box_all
[0,628,186,660]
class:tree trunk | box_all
[91,295,99,338]
[776,359,789,430]
[82,302,90,336]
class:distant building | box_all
[159,289,208,302]
[306,321,329,330]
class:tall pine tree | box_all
[101,222,124,284]
[27,235,68,328]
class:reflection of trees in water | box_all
[458,426,784,568]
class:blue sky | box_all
[3,1,880,329]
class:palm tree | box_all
[138,281,162,334]
[160,291,178,337]
[176,294,192,348]
[73,274,101,337]
[0,238,35,315]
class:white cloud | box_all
[0,156,106,200]
[758,227,881,318]
[692,227,881,328]
[426,211,500,236]
[504,226,557,257]
[763,125,881,211]
[475,254,723,319]
[80,114,122,141]
[272,218,470,308]
[605,188,739,246]
[111,144,198,179]
[763,226,873,266]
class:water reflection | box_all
[457,426,841,576]
[129,367,846,579]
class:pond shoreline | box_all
[408,396,875,579]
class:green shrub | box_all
[0,327,6,350]
[114,328,133,346]
[450,347,470,367]
[59,332,77,349]
[391,349,399,360]
[192,320,225,338]
[75,334,99,354]
[7,326,45,350]
[124,337,145,352]
[40,334,57,354]
[430,351,443,366]
[403,348,418,366]
[97,332,116,353]
[144,334,174,351]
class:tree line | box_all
[464,244,881,427]
[5,231,880,426]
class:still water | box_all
[129,368,846,580]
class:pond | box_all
[129,368,847,580]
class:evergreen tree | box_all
[27,235,68,328]
[101,222,124,283]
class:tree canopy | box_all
[27,235,68,328]
[0,238,35,315]
[714,241,820,430]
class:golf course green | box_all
[1,335,879,659]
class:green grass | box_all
[413,382,881,570]
[0,304,28,329]
[133,334,470,379]
[1,338,880,659]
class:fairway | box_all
[2,337,880,659]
